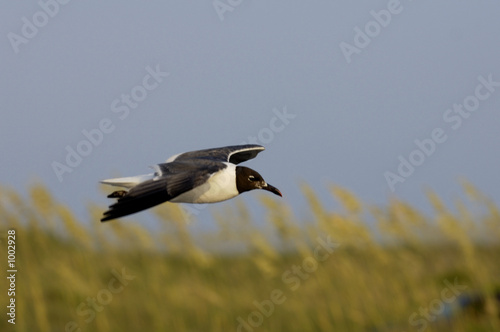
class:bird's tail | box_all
[100,174,154,189]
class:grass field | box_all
[1,182,499,332]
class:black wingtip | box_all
[100,210,115,222]
[100,180,171,223]
[107,190,128,198]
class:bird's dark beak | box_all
[263,183,282,197]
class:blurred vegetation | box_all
[0,182,499,332]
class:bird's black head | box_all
[235,166,282,197]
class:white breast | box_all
[170,163,239,203]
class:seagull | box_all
[100,144,282,222]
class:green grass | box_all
[0,182,499,331]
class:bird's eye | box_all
[248,175,256,181]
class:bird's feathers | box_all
[101,178,171,222]
[166,144,264,164]
[100,174,154,189]
[101,160,226,221]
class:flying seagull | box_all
[100,144,282,222]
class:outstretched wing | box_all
[101,177,171,222]
[101,160,224,222]
[166,144,265,164]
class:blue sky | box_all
[1,1,499,228]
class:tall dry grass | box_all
[0,182,499,331]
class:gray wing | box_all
[167,144,265,165]
[101,160,225,222]
[153,160,225,197]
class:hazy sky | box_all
[2,1,499,228]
